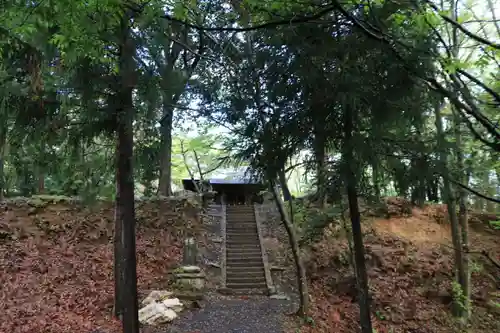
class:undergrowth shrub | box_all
[291,200,343,246]
[489,220,500,230]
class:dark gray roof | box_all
[182,178,263,185]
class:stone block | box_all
[175,272,206,290]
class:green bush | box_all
[489,220,500,230]
[291,201,343,245]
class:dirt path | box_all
[167,294,295,333]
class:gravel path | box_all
[167,294,296,333]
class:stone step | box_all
[225,282,267,290]
[226,214,255,217]
[226,220,257,223]
[226,231,258,236]
[226,221,258,226]
[226,232,259,237]
[226,249,262,255]
[226,223,258,227]
[226,277,266,286]
[226,240,260,246]
[226,269,265,276]
[226,240,260,245]
[226,242,260,247]
[226,228,258,232]
[226,226,257,230]
[226,274,266,281]
[226,264,264,271]
[226,227,258,232]
[226,249,261,255]
[226,262,263,267]
[226,252,262,258]
[227,220,255,223]
[226,252,262,262]
[226,266,265,273]
[226,244,260,249]
[226,249,262,256]
[226,258,263,265]
[226,245,261,251]
[226,233,259,237]
[226,222,256,226]
[226,210,255,214]
[226,228,258,233]
[226,233,260,244]
[226,272,265,280]
[227,264,264,269]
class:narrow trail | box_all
[167,294,295,333]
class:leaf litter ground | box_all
[1,197,499,333]
[289,199,500,333]
[0,197,186,333]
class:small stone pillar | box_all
[175,238,206,292]
[182,237,198,266]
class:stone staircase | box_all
[224,204,268,293]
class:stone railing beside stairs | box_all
[254,203,298,296]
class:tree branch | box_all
[442,174,500,204]
[180,140,201,192]
[192,149,204,180]
[135,5,338,32]
[330,1,500,146]
[456,69,500,105]
[424,0,500,49]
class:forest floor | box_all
[0,196,499,333]
[289,199,500,333]
[0,196,186,333]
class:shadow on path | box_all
[167,295,295,333]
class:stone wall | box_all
[198,204,224,290]
[255,203,298,295]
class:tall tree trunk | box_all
[156,26,202,197]
[37,171,45,194]
[454,109,470,320]
[497,171,500,213]
[278,167,291,202]
[113,167,124,318]
[117,12,139,333]
[269,180,308,317]
[435,101,466,318]
[417,157,427,207]
[426,178,440,203]
[158,101,174,196]
[0,127,6,201]
[343,105,373,333]
[313,132,328,206]
[372,161,381,199]
[486,175,496,212]
[37,141,45,194]
[445,0,469,317]
[278,170,295,227]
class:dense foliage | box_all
[1,0,498,332]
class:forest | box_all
[0,0,499,333]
